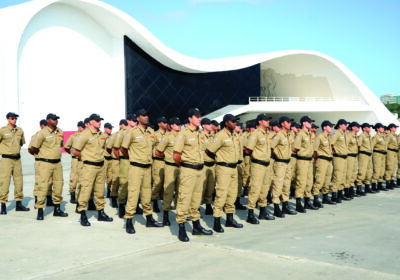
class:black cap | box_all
[187,108,201,118]
[184,118,190,125]
[84,117,90,124]
[119,119,128,126]
[361,123,371,129]
[348,121,360,129]
[89,113,104,122]
[300,116,315,124]
[334,119,348,129]
[291,122,301,129]
[279,116,294,124]
[169,117,181,125]
[40,119,48,126]
[211,120,219,127]
[201,118,211,126]
[270,120,280,128]
[104,122,113,129]
[373,123,384,129]
[388,123,399,129]
[321,120,334,128]
[246,122,255,129]
[256,113,272,123]
[77,121,85,128]
[127,114,137,121]
[157,116,168,123]
[136,109,148,116]
[223,114,239,123]
[311,123,319,129]
[46,113,60,120]
[6,112,19,118]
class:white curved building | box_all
[0,0,397,138]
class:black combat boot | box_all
[350,187,360,197]
[259,206,275,220]
[36,208,44,220]
[344,188,353,200]
[145,214,164,227]
[16,201,30,211]
[152,200,160,213]
[178,223,189,242]
[225,213,243,228]
[322,193,336,205]
[397,178,400,187]
[295,198,306,213]
[87,199,96,210]
[34,196,37,208]
[80,211,90,226]
[378,181,387,191]
[126,218,135,234]
[53,204,68,217]
[304,197,318,210]
[0,202,6,215]
[136,201,143,214]
[339,190,351,201]
[118,203,126,218]
[371,183,378,192]
[313,195,323,208]
[213,217,224,232]
[393,180,400,188]
[46,195,54,206]
[106,188,111,198]
[273,203,285,218]
[367,184,376,193]
[163,211,171,226]
[246,209,259,224]
[282,201,297,214]
[234,197,246,210]
[111,197,118,208]
[386,181,394,190]
[193,219,213,235]
[98,209,113,222]
[205,204,213,215]
[70,192,76,204]
[331,192,340,203]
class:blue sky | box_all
[2,0,399,96]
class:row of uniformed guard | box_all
[0,110,399,242]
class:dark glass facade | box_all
[124,35,260,122]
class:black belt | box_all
[130,161,152,168]
[2,154,21,160]
[152,157,164,161]
[216,162,237,168]
[251,158,270,167]
[318,155,332,161]
[165,161,179,167]
[388,148,399,153]
[333,154,347,159]
[291,153,298,159]
[238,160,243,164]
[181,162,204,170]
[204,161,215,167]
[35,158,39,161]
[104,156,112,160]
[347,153,358,157]
[72,155,77,159]
[275,158,290,163]
[374,150,387,155]
[119,156,128,160]
[83,160,104,167]
[37,158,61,164]
[359,151,372,156]
[297,156,312,161]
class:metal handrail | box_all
[249,96,362,103]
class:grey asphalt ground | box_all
[1,150,400,280]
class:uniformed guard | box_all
[234,122,246,210]
[155,117,182,226]
[103,122,114,198]
[371,123,387,192]
[206,114,243,232]
[289,122,301,198]
[0,112,29,214]
[345,122,361,198]
[384,123,399,189]
[174,108,213,242]
[268,120,281,205]
[151,116,168,213]
[245,113,275,224]
[355,123,373,196]
[32,113,68,220]
[241,122,255,197]
[121,109,163,234]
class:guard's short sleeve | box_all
[207,134,224,153]
[64,134,74,149]
[106,135,115,149]
[31,131,44,149]
[292,135,301,150]
[271,134,279,149]
[21,131,26,145]
[246,132,257,150]
[121,131,132,149]
[157,135,169,153]
[173,131,185,153]
[114,131,124,148]
[72,132,88,151]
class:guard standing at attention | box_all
[355,123,373,196]
[234,122,246,210]
[103,122,114,198]
[371,123,388,192]
[345,122,361,198]
[0,112,29,214]
[384,123,399,189]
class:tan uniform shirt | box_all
[292,129,313,158]
[114,127,129,156]
[200,131,215,163]
[314,133,332,157]
[121,126,153,164]
[158,131,179,163]
[0,125,25,155]
[29,130,41,159]
[72,127,106,162]
[64,132,79,151]
[246,127,271,161]
[271,130,291,159]
[346,132,359,154]
[153,129,166,158]
[235,132,244,162]
[373,132,387,151]
[332,129,348,155]
[106,132,118,159]
[387,132,399,151]
[358,132,373,153]
[174,126,203,165]
[32,126,64,160]
[104,134,111,157]
[208,128,238,164]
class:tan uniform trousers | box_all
[110,159,120,197]
[237,163,243,198]
[345,156,357,188]
[33,160,52,197]
[202,164,215,204]
[68,157,79,193]
[397,151,400,179]
[331,157,347,192]
[104,158,113,191]
[213,165,237,218]
[124,165,153,219]
[77,164,106,211]
[271,161,291,204]
[242,156,251,187]
[175,166,203,224]
[118,159,129,204]
[384,150,398,181]
[294,159,312,198]
[151,159,165,200]
[0,158,23,202]
[75,161,84,200]
[356,154,372,185]
[246,162,271,209]
[313,158,332,195]
[304,159,314,198]
[290,156,297,190]
[372,152,386,183]
[35,161,63,208]
[162,163,180,211]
